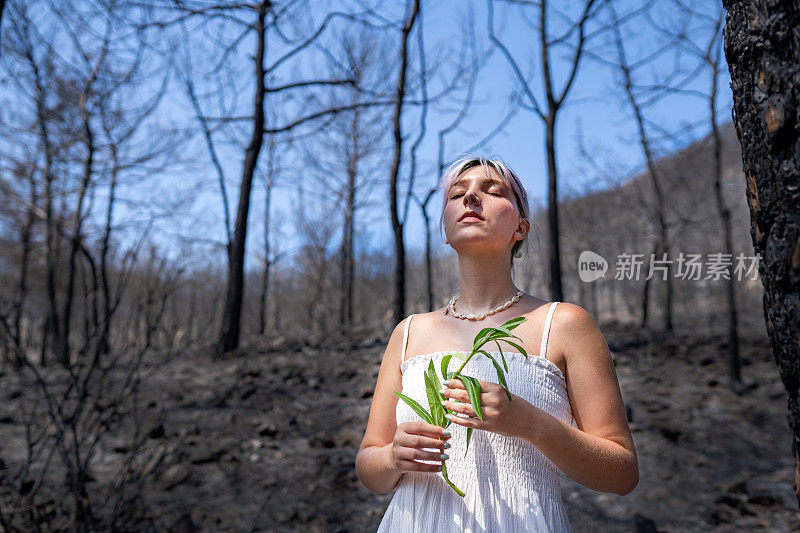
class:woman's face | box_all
[442,166,526,256]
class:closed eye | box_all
[450,192,503,199]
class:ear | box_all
[515,218,530,240]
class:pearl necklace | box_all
[446,290,523,320]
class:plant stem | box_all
[441,461,465,497]
[454,347,478,376]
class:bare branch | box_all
[486,0,545,119]
[265,78,355,93]
[262,100,394,134]
[266,11,363,74]
[555,0,598,108]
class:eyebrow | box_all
[451,177,506,188]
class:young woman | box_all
[356,156,638,532]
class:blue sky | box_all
[1,0,731,274]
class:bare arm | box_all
[519,304,639,495]
[355,318,450,495]
[356,320,406,494]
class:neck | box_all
[454,252,518,314]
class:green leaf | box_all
[482,352,512,401]
[428,361,449,423]
[424,368,445,427]
[428,359,443,391]
[472,327,495,349]
[493,340,509,372]
[479,351,506,384]
[473,348,495,363]
[488,325,522,341]
[455,374,484,421]
[441,354,454,382]
[394,391,433,424]
[465,427,473,456]
[499,338,528,357]
[475,349,509,388]
[500,316,526,330]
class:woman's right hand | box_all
[391,422,451,473]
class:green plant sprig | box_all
[393,316,528,497]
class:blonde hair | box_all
[438,155,531,265]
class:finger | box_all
[442,398,476,418]
[446,378,499,390]
[398,459,443,473]
[405,434,452,451]
[409,447,450,463]
[440,387,470,403]
[409,422,451,440]
[445,413,482,429]
[444,379,466,389]
[397,448,447,471]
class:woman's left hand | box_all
[440,379,532,439]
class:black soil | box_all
[0,324,797,532]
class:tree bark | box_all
[388,0,419,325]
[544,113,564,301]
[217,1,268,355]
[723,0,800,506]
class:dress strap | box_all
[401,314,415,363]
[539,302,559,359]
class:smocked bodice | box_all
[398,350,573,491]
[377,303,573,532]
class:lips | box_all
[459,211,484,221]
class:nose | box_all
[463,189,480,206]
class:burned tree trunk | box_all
[388,0,419,325]
[723,0,800,506]
[217,1,267,355]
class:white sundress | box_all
[377,302,573,533]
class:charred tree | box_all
[217,1,268,355]
[723,0,800,506]
[388,0,420,324]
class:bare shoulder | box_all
[549,303,612,374]
[413,307,448,323]
[374,316,413,373]
[404,307,451,335]
[384,316,412,360]
[551,302,599,334]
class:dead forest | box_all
[0,1,797,531]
